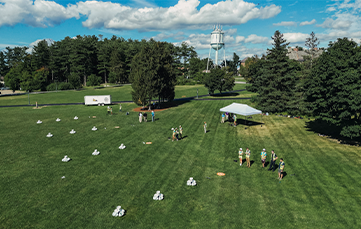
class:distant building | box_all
[287,47,323,62]
[240,57,250,67]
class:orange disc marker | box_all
[146,142,152,144]
[217,172,225,176]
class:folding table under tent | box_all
[219,103,262,125]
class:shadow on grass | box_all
[264,161,269,167]
[250,160,255,167]
[138,100,191,111]
[235,118,264,127]
[282,171,288,179]
[306,119,361,146]
[211,92,240,97]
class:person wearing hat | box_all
[245,147,251,168]
[278,158,285,180]
[179,125,183,139]
[238,148,244,166]
[221,113,225,123]
[268,150,278,172]
[261,148,267,168]
[203,122,207,133]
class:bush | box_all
[58,82,72,90]
[46,83,56,91]
[87,74,102,86]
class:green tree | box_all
[4,66,22,92]
[204,67,235,94]
[304,38,361,139]
[0,51,9,77]
[130,41,176,107]
[249,30,301,113]
[305,31,320,67]
[228,53,240,76]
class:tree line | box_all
[0,35,199,92]
[245,30,361,140]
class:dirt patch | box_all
[133,106,169,112]
[0,90,23,95]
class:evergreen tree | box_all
[304,38,361,139]
[250,30,300,113]
[305,31,320,67]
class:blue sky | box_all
[1,0,361,59]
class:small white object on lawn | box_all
[56,118,61,122]
[37,120,42,124]
[62,155,71,162]
[92,126,97,131]
[61,176,65,179]
[119,144,126,149]
[92,149,100,155]
[69,129,76,134]
[112,206,125,217]
[153,190,164,200]
[74,116,79,120]
[46,132,53,137]
[187,177,197,186]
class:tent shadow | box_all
[236,118,264,126]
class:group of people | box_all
[221,112,237,126]
[138,110,155,123]
[107,104,123,115]
[238,148,285,180]
[171,126,183,141]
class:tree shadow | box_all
[306,119,361,146]
[138,100,191,111]
[211,92,240,97]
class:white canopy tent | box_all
[220,103,262,125]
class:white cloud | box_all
[0,0,282,30]
[244,34,269,44]
[326,6,337,12]
[299,19,316,26]
[236,36,245,43]
[317,17,352,30]
[273,21,297,27]
[283,32,309,43]
[225,28,238,36]
[0,0,79,27]
[152,32,185,41]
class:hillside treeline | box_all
[0,35,197,92]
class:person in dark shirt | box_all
[268,150,278,172]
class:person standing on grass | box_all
[139,112,142,123]
[179,125,183,139]
[238,148,243,166]
[221,113,225,123]
[119,104,122,112]
[225,112,229,122]
[268,150,278,172]
[152,110,155,122]
[110,107,113,115]
[203,122,207,133]
[233,114,237,126]
[107,106,110,115]
[246,147,251,168]
[261,148,267,168]
[278,158,285,180]
[172,128,177,142]
[143,112,148,122]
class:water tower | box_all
[207,25,226,71]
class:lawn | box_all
[1,99,361,228]
[0,84,247,106]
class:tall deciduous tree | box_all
[305,38,361,139]
[204,67,235,94]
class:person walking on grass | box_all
[233,114,237,126]
[225,112,229,122]
[143,112,148,122]
[110,107,113,115]
[246,147,251,168]
[261,148,267,168]
[278,158,285,180]
[107,106,110,115]
[179,125,183,139]
[119,104,122,112]
[268,150,278,172]
[139,112,142,123]
[203,122,207,133]
[221,113,225,123]
[238,148,243,166]
[152,110,155,122]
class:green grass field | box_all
[1,98,361,228]
[0,84,248,106]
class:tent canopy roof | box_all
[220,103,262,116]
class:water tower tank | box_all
[211,27,224,50]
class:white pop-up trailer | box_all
[84,95,112,106]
